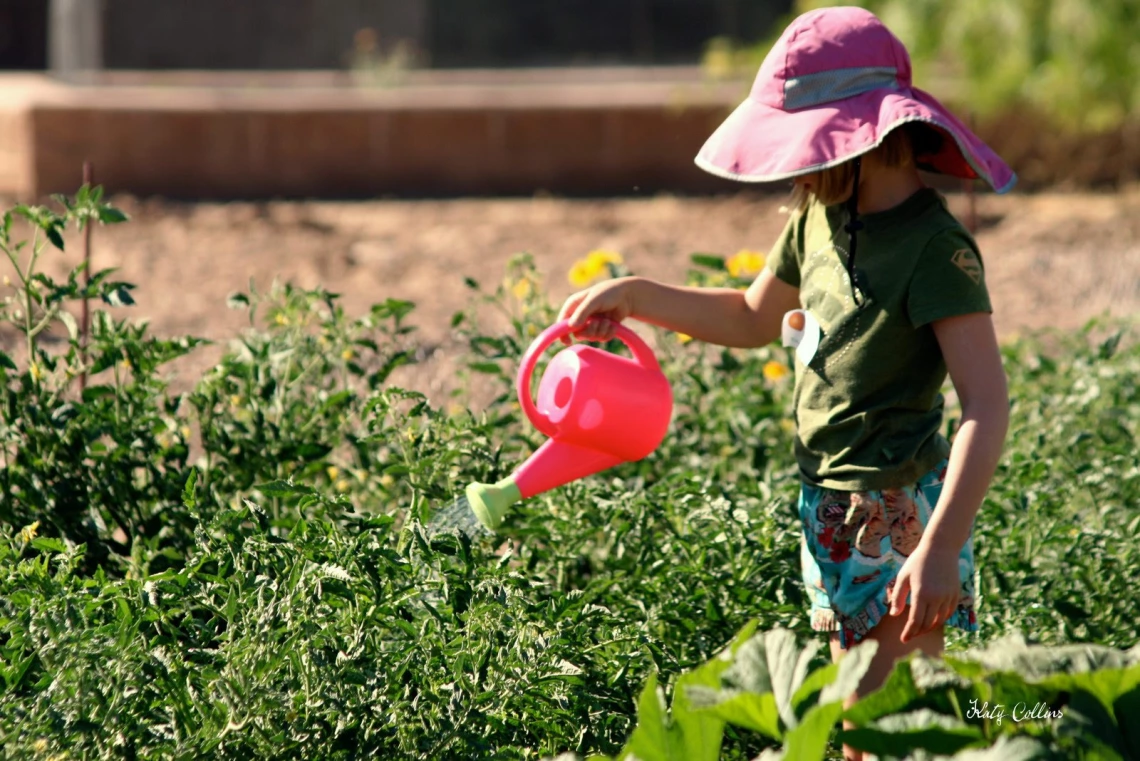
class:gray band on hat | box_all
[783,66,898,110]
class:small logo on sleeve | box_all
[951,249,983,284]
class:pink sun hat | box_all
[695,6,1016,193]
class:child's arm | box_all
[890,311,1010,642]
[558,271,800,349]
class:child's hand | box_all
[889,543,960,643]
[557,277,640,345]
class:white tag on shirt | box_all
[782,309,821,366]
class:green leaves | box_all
[675,628,878,761]
[0,226,1138,760]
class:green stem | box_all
[23,231,42,373]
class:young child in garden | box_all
[557,7,1013,758]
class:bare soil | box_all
[13,188,1140,405]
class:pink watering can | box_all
[465,319,673,531]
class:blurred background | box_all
[0,0,1138,398]
[1,0,1138,198]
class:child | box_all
[557,7,1012,759]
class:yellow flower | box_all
[511,277,532,300]
[33,738,48,753]
[726,249,766,279]
[274,313,288,326]
[341,348,354,361]
[763,360,790,382]
[179,426,191,439]
[29,363,41,381]
[568,258,600,288]
[586,249,623,269]
[676,332,693,344]
[379,474,395,488]
[19,521,40,543]
[326,465,339,481]
[230,395,242,407]
[568,250,623,288]
[335,479,351,493]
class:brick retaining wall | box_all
[0,69,747,200]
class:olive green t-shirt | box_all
[768,188,991,491]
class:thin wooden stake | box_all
[79,161,93,393]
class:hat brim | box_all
[695,86,1016,194]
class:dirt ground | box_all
[12,188,1140,405]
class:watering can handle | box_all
[517,319,661,438]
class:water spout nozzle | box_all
[466,478,523,531]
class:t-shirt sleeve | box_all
[765,208,806,287]
[907,226,992,328]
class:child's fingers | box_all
[568,297,598,332]
[558,293,588,344]
[902,600,928,643]
[578,318,615,342]
[889,574,909,617]
[937,600,956,629]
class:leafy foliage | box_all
[0,201,1138,759]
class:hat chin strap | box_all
[844,157,866,308]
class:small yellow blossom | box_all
[763,360,790,382]
[568,250,623,288]
[335,479,351,493]
[568,259,599,288]
[29,363,41,381]
[33,738,47,752]
[585,249,623,269]
[379,474,395,488]
[275,313,288,326]
[511,277,533,300]
[326,465,340,481]
[180,426,191,439]
[727,249,766,279]
[341,348,354,361]
[676,332,693,344]
[20,521,40,543]
[230,395,242,407]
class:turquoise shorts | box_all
[799,460,978,649]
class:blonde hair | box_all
[788,123,940,212]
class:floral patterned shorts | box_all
[799,459,978,649]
